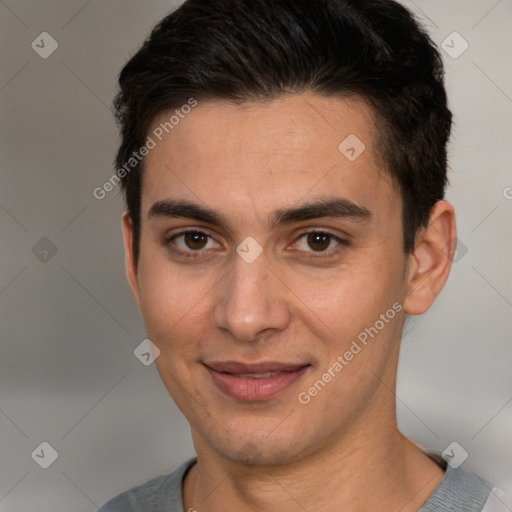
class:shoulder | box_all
[481,486,512,512]
[420,462,510,512]
[97,458,197,512]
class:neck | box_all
[183,403,444,512]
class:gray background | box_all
[0,1,511,510]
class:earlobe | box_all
[121,212,142,309]
[404,200,457,315]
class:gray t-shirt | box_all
[98,454,500,512]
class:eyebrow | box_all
[147,197,372,229]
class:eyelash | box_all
[165,229,349,259]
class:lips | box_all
[204,360,310,401]
[205,361,307,374]
[236,371,281,379]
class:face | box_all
[124,93,412,465]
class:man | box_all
[99,0,505,510]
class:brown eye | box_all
[306,232,332,251]
[294,231,346,256]
[183,232,209,250]
[168,231,219,253]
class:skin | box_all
[122,93,457,511]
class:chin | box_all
[218,440,301,466]
[199,420,314,467]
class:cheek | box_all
[136,248,213,337]
[291,259,400,329]
[137,261,189,345]
[139,271,205,391]
[138,277,177,338]
[136,262,221,384]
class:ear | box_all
[404,200,457,315]
[121,212,142,309]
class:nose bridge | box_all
[212,252,290,341]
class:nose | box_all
[212,253,291,343]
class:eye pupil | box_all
[307,233,330,251]
[184,232,208,249]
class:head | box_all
[115,0,456,465]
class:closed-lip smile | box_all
[204,360,310,401]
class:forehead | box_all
[141,93,397,225]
